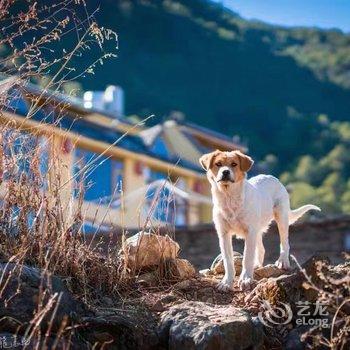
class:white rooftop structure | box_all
[84,85,124,118]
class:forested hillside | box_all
[79,0,350,156]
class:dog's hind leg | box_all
[274,202,291,269]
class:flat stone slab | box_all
[159,300,263,350]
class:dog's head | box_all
[199,150,253,187]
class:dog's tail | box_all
[289,204,321,225]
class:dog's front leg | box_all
[238,230,257,291]
[217,232,235,291]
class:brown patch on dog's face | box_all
[199,150,221,171]
[199,150,254,185]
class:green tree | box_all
[294,155,320,183]
[289,182,319,209]
[320,144,350,173]
[341,179,350,214]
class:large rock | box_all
[81,307,160,350]
[0,263,85,333]
[136,259,196,286]
[159,301,264,350]
[205,254,284,281]
[210,251,243,276]
[246,255,337,307]
[245,272,304,306]
[254,264,287,280]
[123,232,180,270]
[167,259,196,280]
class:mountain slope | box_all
[32,0,350,166]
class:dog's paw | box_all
[238,273,254,291]
[217,277,234,292]
[275,254,291,270]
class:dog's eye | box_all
[231,162,237,167]
[215,162,222,167]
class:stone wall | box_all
[174,216,350,269]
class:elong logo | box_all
[258,300,293,327]
[258,300,331,328]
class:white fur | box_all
[210,174,320,291]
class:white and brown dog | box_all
[200,150,320,291]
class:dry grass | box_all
[294,255,350,349]
[0,125,134,296]
[0,1,123,344]
[0,119,186,348]
[0,1,185,348]
[0,125,129,348]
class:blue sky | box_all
[220,0,350,32]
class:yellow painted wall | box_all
[184,177,200,226]
[121,158,148,228]
[200,180,212,223]
[48,135,75,227]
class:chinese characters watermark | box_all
[0,335,30,349]
[295,300,330,329]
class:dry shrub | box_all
[0,123,134,348]
[296,255,350,349]
[0,125,131,299]
[0,124,186,348]
[0,0,120,347]
[0,3,186,347]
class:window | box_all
[174,178,187,226]
[145,170,187,226]
[74,148,123,203]
[150,137,170,159]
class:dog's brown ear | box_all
[236,151,254,172]
[199,150,220,171]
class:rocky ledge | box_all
[0,232,348,349]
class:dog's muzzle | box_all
[218,170,234,183]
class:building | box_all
[1,81,245,230]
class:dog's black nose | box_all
[222,170,230,177]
